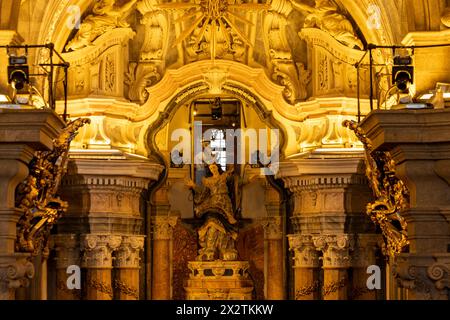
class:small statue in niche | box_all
[186,163,239,261]
[289,0,364,49]
[65,0,138,51]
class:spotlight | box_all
[8,56,29,91]
[392,55,414,93]
[211,97,222,120]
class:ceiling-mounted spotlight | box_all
[211,97,222,120]
[8,55,29,91]
[392,55,414,93]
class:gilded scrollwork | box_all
[343,120,409,258]
[15,118,90,255]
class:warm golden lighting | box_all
[157,0,269,59]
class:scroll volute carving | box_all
[125,0,169,104]
[262,10,311,104]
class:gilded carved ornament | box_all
[343,120,409,258]
[65,0,138,51]
[15,118,91,255]
[289,0,363,50]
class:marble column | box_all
[261,216,284,300]
[289,235,320,300]
[315,235,353,300]
[350,235,379,300]
[151,216,177,300]
[114,236,144,300]
[81,234,122,300]
[53,234,80,300]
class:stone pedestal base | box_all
[185,261,254,300]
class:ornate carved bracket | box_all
[15,118,90,256]
[343,120,409,258]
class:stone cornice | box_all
[64,158,164,182]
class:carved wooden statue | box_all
[186,163,239,261]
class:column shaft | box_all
[151,216,177,300]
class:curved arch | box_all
[144,79,288,166]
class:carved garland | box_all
[343,120,409,258]
[15,118,91,255]
[88,279,114,299]
[295,278,348,299]
[114,279,139,300]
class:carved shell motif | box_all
[442,7,450,28]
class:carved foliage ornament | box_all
[15,118,91,255]
[343,120,409,258]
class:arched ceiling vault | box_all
[14,0,449,54]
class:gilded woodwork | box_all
[15,118,90,255]
[343,120,409,258]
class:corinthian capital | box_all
[289,234,320,268]
[260,216,283,240]
[81,234,122,268]
[313,234,354,269]
[152,216,177,240]
[115,236,145,269]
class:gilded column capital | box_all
[260,216,283,240]
[152,216,178,240]
[52,234,80,269]
[288,234,320,268]
[0,256,35,296]
[81,234,122,268]
[115,236,145,269]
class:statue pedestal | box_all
[185,261,254,300]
